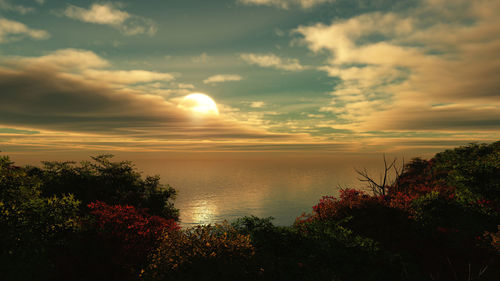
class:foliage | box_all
[231,215,415,281]
[143,223,254,281]
[87,201,179,264]
[0,193,81,281]
[61,201,180,281]
[232,216,325,280]
[487,226,500,253]
[28,154,179,220]
[393,142,500,209]
[433,142,500,206]
[0,153,181,281]
[0,155,41,204]
[1,154,81,280]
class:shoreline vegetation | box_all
[1,142,499,281]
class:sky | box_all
[0,0,499,157]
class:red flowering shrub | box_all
[296,189,380,224]
[87,201,179,253]
[82,201,179,279]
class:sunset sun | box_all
[179,93,219,116]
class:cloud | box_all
[250,101,265,108]
[191,52,211,63]
[63,3,157,36]
[294,0,500,132]
[0,18,49,43]
[12,48,108,69]
[203,74,243,84]
[82,70,175,85]
[177,83,195,89]
[7,49,175,86]
[0,49,298,152]
[238,0,333,9]
[240,53,306,71]
[64,3,129,25]
[362,104,500,131]
[0,0,34,14]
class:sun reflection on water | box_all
[189,200,218,225]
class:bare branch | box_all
[355,155,404,196]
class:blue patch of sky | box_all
[307,127,353,136]
[355,33,391,46]
[431,103,453,107]
[0,128,40,135]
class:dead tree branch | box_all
[355,154,404,196]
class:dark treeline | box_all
[1,142,499,281]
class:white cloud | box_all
[64,3,129,25]
[250,101,266,108]
[82,70,175,85]
[63,3,157,36]
[8,49,175,87]
[0,0,34,14]
[203,74,243,84]
[132,83,192,97]
[0,18,49,43]
[191,52,210,63]
[240,53,306,71]
[238,0,333,9]
[14,49,109,70]
[294,0,500,132]
[307,113,325,118]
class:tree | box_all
[0,155,81,281]
[28,154,179,220]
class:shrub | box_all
[29,154,179,220]
[67,201,180,281]
[1,155,82,281]
[0,154,181,281]
[143,223,254,281]
[432,142,500,207]
[86,201,178,260]
[0,194,81,281]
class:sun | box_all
[179,93,219,116]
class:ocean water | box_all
[132,154,400,226]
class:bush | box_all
[29,154,179,220]
[1,154,82,280]
[0,194,81,281]
[143,223,254,281]
[294,191,423,281]
[64,201,180,281]
[429,142,499,207]
[233,216,325,281]
[0,154,181,281]
[86,201,179,264]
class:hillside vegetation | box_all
[1,142,499,281]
